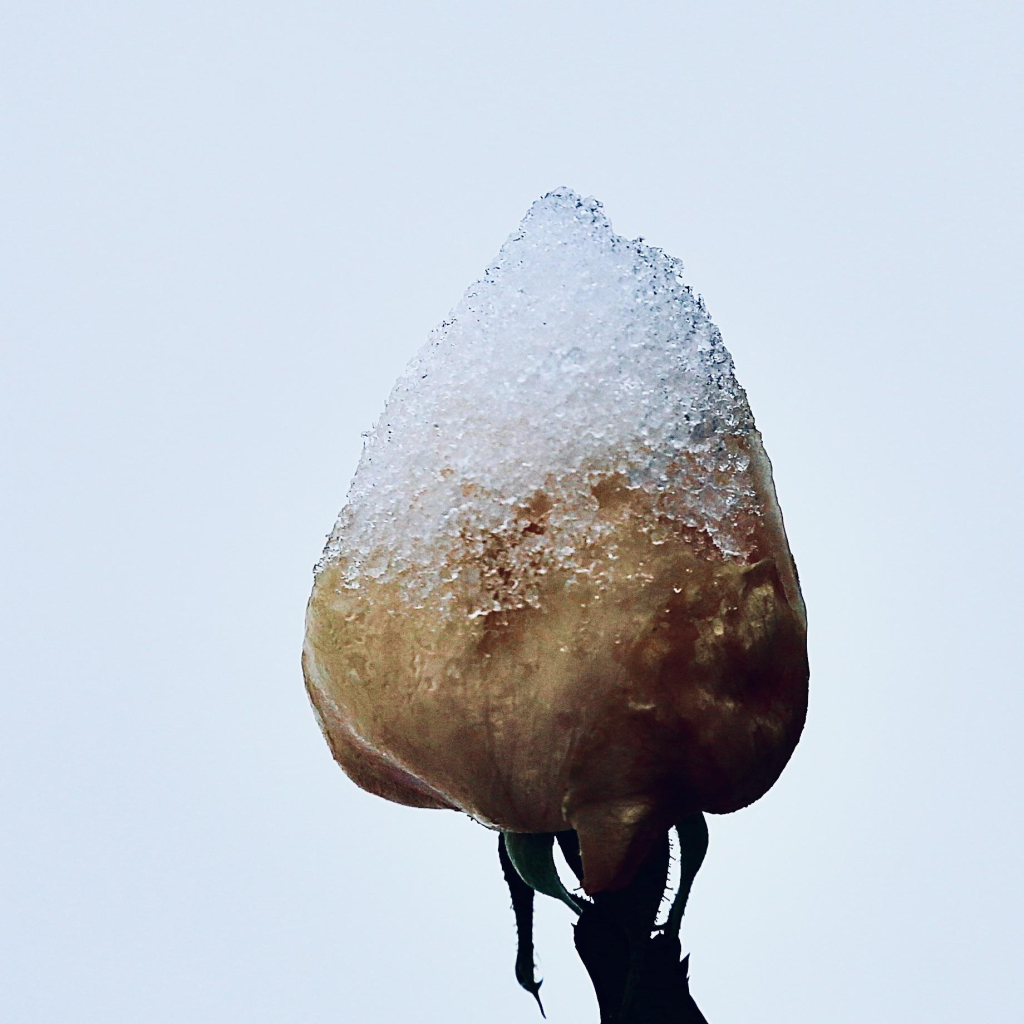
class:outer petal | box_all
[303,436,807,892]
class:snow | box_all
[318,188,760,622]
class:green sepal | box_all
[503,831,587,915]
[663,813,709,941]
[498,834,545,1017]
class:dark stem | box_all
[501,816,711,1022]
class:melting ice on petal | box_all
[318,187,762,621]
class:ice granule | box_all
[317,188,760,621]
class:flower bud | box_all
[304,189,808,893]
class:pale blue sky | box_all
[2,3,1022,1021]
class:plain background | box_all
[2,2,1022,1021]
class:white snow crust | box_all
[318,188,760,619]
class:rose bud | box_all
[303,188,808,896]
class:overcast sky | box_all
[3,3,1022,1021]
